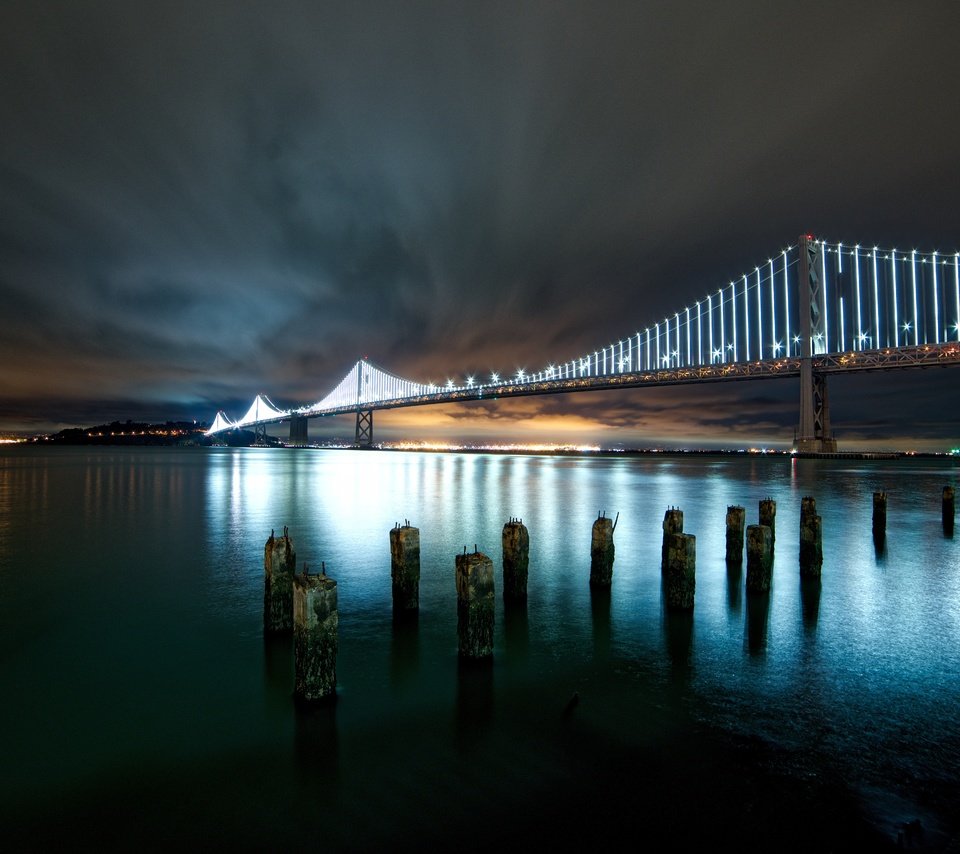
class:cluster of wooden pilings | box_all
[263,483,955,701]
[263,527,338,704]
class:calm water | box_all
[1,447,958,851]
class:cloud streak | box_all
[1,2,959,445]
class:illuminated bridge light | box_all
[203,236,960,436]
[743,274,750,362]
[707,295,713,363]
[820,245,829,352]
[730,282,737,363]
[768,259,775,359]
[933,251,940,344]
[854,245,862,351]
[955,253,960,341]
[892,249,899,347]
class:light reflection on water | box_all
[0,446,958,849]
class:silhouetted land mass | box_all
[39,420,210,446]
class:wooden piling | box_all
[293,566,338,702]
[759,498,776,546]
[665,532,696,611]
[872,492,887,540]
[389,521,420,611]
[264,526,296,634]
[746,524,773,593]
[799,496,823,579]
[943,486,955,534]
[661,507,683,574]
[456,549,494,659]
[725,505,746,564]
[502,518,530,600]
[590,512,616,586]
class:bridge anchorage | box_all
[205,233,960,450]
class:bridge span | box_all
[205,235,960,451]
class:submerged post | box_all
[389,521,420,611]
[293,566,338,703]
[665,532,696,611]
[799,496,823,578]
[943,486,955,535]
[725,505,746,564]
[590,512,615,586]
[661,507,684,574]
[873,492,887,541]
[746,524,773,593]
[759,498,777,547]
[456,549,494,659]
[264,526,296,634]
[502,518,530,600]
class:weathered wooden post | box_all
[502,518,530,600]
[665,532,696,611]
[456,548,494,659]
[759,498,776,546]
[725,505,746,564]
[799,496,823,578]
[746,524,773,593]
[661,507,683,574]
[264,526,296,634]
[943,486,955,535]
[872,492,887,541]
[389,520,420,611]
[293,565,338,703]
[590,512,616,586]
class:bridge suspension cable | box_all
[205,237,960,437]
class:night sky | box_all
[2,1,959,448]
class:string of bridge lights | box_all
[206,239,960,433]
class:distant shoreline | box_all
[2,419,956,460]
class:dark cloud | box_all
[2,1,959,445]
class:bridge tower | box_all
[355,360,374,448]
[795,234,837,454]
[253,423,269,446]
[355,410,373,447]
[288,414,308,447]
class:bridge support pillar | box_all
[355,409,374,448]
[796,364,837,453]
[253,423,269,446]
[289,415,308,447]
[795,234,837,454]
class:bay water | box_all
[1,447,958,850]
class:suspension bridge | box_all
[205,235,960,452]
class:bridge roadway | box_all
[246,341,960,428]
